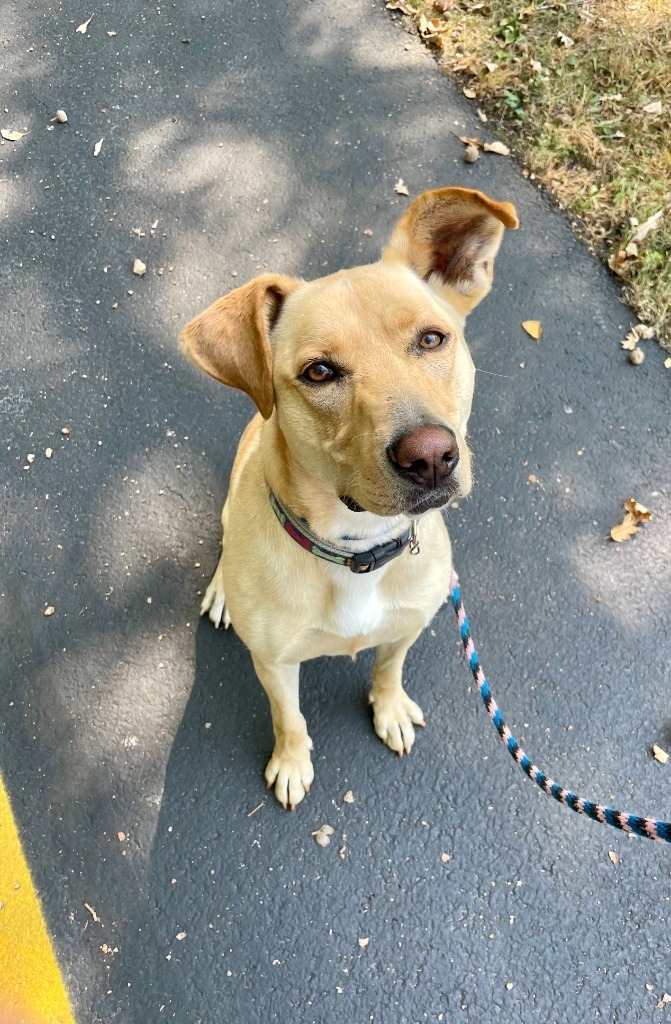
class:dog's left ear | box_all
[382,186,518,315]
[179,273,300,419]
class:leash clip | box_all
[409,521,420,555]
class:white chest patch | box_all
[325,570,386,639]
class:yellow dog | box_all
[181,187,517,808]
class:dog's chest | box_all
[325,572,386,639]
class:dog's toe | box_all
[201,577,229,629]
[370,692,425,755]
[265,745,314,810]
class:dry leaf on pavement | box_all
[462,87,477,99]
[1,129,25,141]
[76,14,94,34]
[132,258,146,276]
[394,178,409,196]
[620,330,639,351]
[624,498,652,522]
[610,513,638,543]
[483,140,510,156]
[522,320,542,341]
[93,137,104,156]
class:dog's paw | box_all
[369,691,426,756]
[200,574,231,629]
[265,739,314,810]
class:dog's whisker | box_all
[474,366,514,379]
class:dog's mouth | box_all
[340,480,458,517]
[340,494,367,513]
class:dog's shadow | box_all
[111,616,424,1020]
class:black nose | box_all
[388,425,459,488]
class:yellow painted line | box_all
[0,775,74,1024]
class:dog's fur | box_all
[180,187,517,808]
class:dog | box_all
[180,186,517,809]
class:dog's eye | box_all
[302,362,339,383]
[419,331,447,351]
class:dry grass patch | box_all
[391,0,671,348]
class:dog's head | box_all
[180,187,517,518]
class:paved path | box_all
[1,1,670,1021]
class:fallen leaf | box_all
[522,320,542,340]
[458,135,481,146]
[642,100,662,115]
[653,744,669,765]
[0,129,25,141]
[624,241,638,258]
[418,13,428,33]
[484,61,499,73]
[476,108,488,123]
[44,605,55,617]
[608,249,628,276]
[665,358,671,369]
[623,498,651,522]
[620,329,638,351]
[628,347,645,365]
[53,109,68,123]
[462,87,477,100]
[312,824,335,847]
[608,850,620,865]
[93,137,104,156]
[656,994,671,1010]
[343,790,355,803]
[630,209,663,244]
[106,30,117,37]
[385,0,414,11]
[76,14,94,34]
[358,937,370,948]
[610,511,638,543]
[132,258,146,276]
[394,178,409,196]
[634,324,655,340]
[557,30,574,47]
[434,0,452,11]
[176,931,187,941]
[483,140,510,156]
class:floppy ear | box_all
[382,186,518,315]
[179,273,299,419]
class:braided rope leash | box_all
[450,570,671,844]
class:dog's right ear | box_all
[179,273,300,419]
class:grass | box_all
[390,0,671,349]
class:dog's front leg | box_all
[369,631,426,756]
[253,657,314,809]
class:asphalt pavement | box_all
[1,1,670,1022]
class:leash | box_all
[450,570,671,844]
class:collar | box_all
[268,489,419,574]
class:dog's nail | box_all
[304,784,311,794]
[419,720,427,728]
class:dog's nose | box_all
[388,425,459,488]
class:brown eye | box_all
[419,331,447,351]
[303,362,338,383]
